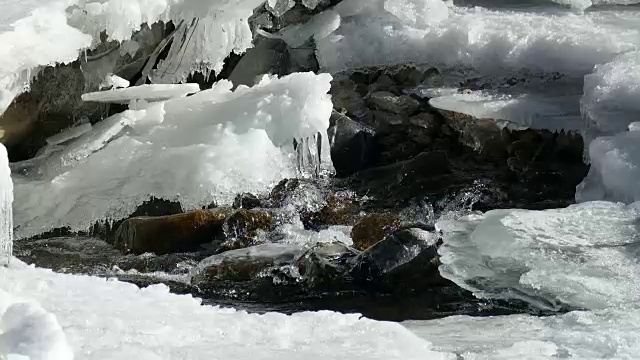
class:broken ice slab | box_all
[45,123,92,146]
[81,84,200,104]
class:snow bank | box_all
[0,260,453,359]
[0,143,12,266]
[319,4,640,76]
[14,73,333,239]
[404,308,640,359]
[437,201,640,310]
[0,290,72,360]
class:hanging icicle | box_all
[0,143,13,266]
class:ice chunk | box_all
[45,123,92,146]
[14,73,334,239]
[581,51,640,135]
[0,260,453,359]
[384,0,449,27]
[405,308,640,359]
[99,74,130,90]
[0,144,12,267]
[629,122,640,132]
[576,131,640,203]
[266,0,297,17]
[437,201,640,310]
[280,10,342,48]
[318,6,640,75]
[82,84,200,104]
[0,290,73,360]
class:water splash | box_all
[0,143,13,266]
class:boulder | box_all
[327,111,377,177]
[350,228,447,293]
[350,213,402,251]
[233,193,262,210]
[367,91,421,116]
[113,209,232,255]
[191,243,302,284]
[296,242,359,288]
[228,37,291,88]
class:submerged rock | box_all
[351,228,447,293]
[350,213,403,251]
[221,209,276,250]
[113,209,231,255]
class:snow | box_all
[0,143,12,267]
[13,73,333,239]
[82,84,200,104]
[0,260,453,360]
[436,201,640,310]
[0,290,73,360]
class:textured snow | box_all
[13,73,333,239]
[0,143,12,267]
[437,201,640,310]
[0,290,73,360]
[0,260,453,360]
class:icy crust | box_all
[576,131,640,203]
[13,73,333,239]
[581,51,640,135]
[0,144,12,266]
[436,201,640,310]
[0,260,453,360]
[404,308,640,359]
[0,289,73,360]
[319,3,640,76]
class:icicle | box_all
[293,132,323,178]
[0,143,13,267]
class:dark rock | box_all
[367,91,421,116]
[436,109,509,160]
[228,37,291,88]
[233,193,262,210]
[327,111,377,177]
[116,253,201,274]
[296,242,359,289]
[351,213,403,251]
[222,209,276,249]
[350,228,447,293]
[269,178,302,206]
[113,209,232,255]
[368,74,396,94]
[300,190,362,230]
[329,78,369,117]
[191,243,301,284]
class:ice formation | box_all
[0,260,453,360]
[0,143,12,267]
[13,73,333,239]
[81,83,200,103]
[437,201,640,310]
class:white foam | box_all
[0,260,453,359]
[437,201,640,310]
[14,73,333,239]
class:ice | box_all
[0,143,12,267]
[99,74,130,90]
[0,290,73,360]
[576,131,640,203]
[436,201,640,310]
[383,0,450,27]
[279,10,342,48]
[404,308,640,359]
[318,6,640,76]
[0,260,453,359]
[581,51,640,135]
[14,73,333,239]
[81,84,200,104]
[552,0,640,11]
[45,123,92,147]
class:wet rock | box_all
[351,213,403,251]
[435,109,509,160]
[0,94,39,148]
[392,65,438,87]
[367,91,421,116]
[222,209,276,249]
[327,111,377,177]
[192,243,302,284]
[269,178,302,206]
[301,190,362,230]
[116,253,201,274]
[350,228,447,293]
[368,74,396,94]
[296,242,359,288]
[228,37,291,88]
[329,78,369,118]
[233,193,262,210]
[113,209,232,255]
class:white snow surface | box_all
[0,143,12,266]
[0,260,453,360]
[13,73,333,239]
